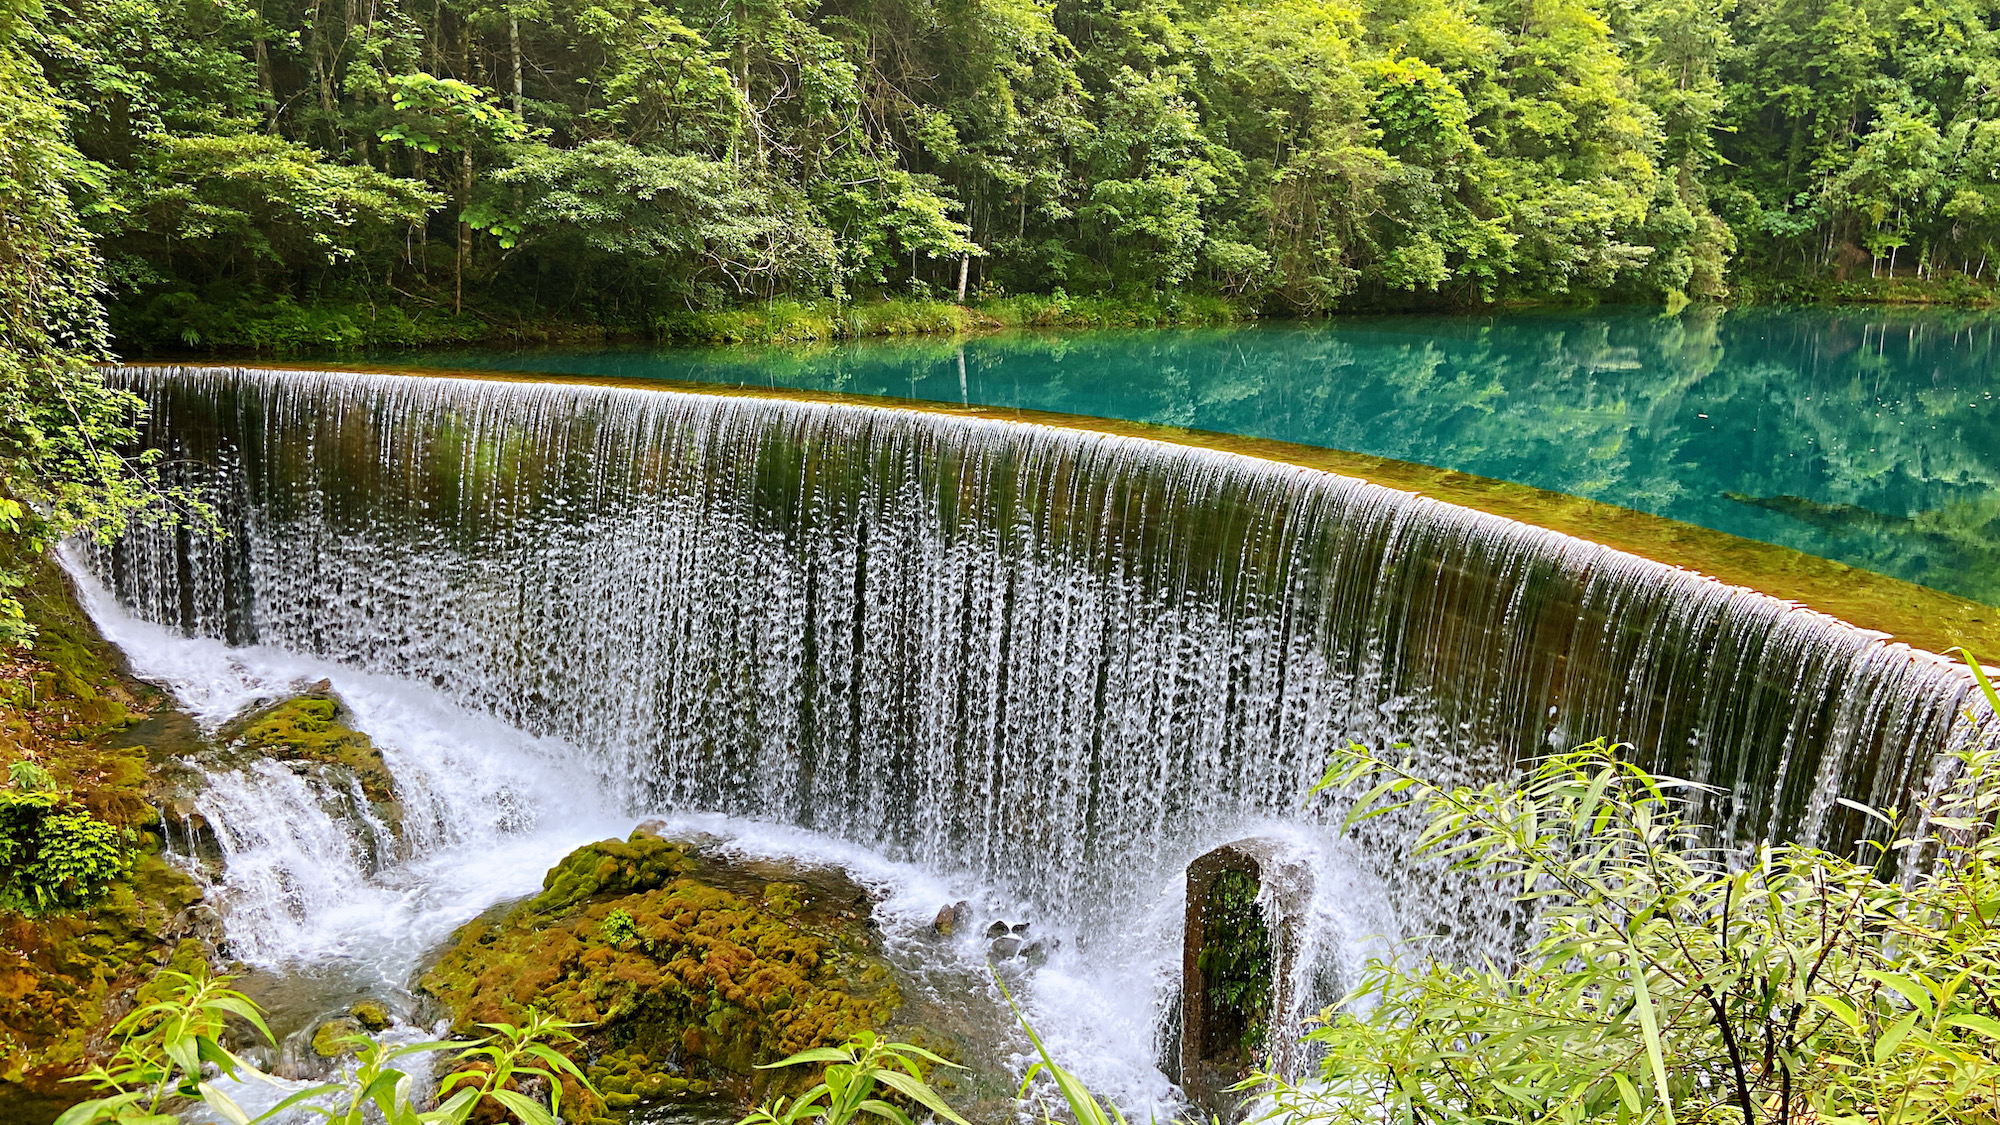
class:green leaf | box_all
[1612,1072,1642,1113]
[1628,962,1675,1125]
[874,1067,972,1125]
[55,1092,147,1125]
[198,1082,254,1125]
[854,1098,916,1125]
[758,1046,854,1070]
[1942,1013,2000,1041]
[486,1089,560,1125]
[245,1083,345,1124]
[419,1085,482,1125]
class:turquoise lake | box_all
[398,306,2000,607]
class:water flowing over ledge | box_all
[93,365,1986,923]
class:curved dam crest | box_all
[93,364,1985,925]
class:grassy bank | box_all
[110,290,1254,358]
[1732,272,2000,307]
[104,275,2000,361]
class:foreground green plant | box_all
[996,976,1129,1125]
[1265,662,2000,1125]
[55,968,591,1125]
[737,1031,969,1125]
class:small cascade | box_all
[77,364,1992,1105]
[67,584,633,975]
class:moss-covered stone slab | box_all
[218,688,400,830]
[420,828,901,1122]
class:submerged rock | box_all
[310,1017,364,1058]
[419,828,902,1122]
[348,1000,390,1032]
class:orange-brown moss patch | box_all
[0,552,209,1119]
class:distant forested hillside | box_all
[12,0,2000,342]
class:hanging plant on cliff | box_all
[0,759,128,916]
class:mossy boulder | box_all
[420,829,901,1120]
[311,1017,365,1058]
[218,689,401,838]
[349,1000,391,1031]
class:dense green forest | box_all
[6,0,2000,347]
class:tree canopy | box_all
[3,0,1987,342]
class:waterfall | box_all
[91,365,1984,924]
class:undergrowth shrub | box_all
[0,759,128,917]
[1265,661,2000,1125]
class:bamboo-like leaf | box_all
[855,1098,916,1125]
[874,1065,972,1125]
[1942,1013,2000,1041]
[1627,962,1675,1125]
[758,1046,854,1070]
[486,1088,559,1125]
[245,1082,345,1124]
[204,996,277,1045]
[198,1081,254,1125]
[54,1092,147,1125]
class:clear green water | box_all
[395,305,2000,607]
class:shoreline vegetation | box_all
[116,278,2000,358]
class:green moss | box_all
[311,1018,364,1058]
[228,696,396,808]
[1196,869,1273,1060]
[421,830,900,1116]
[529,832,698,913]
[349,1000,390,1031]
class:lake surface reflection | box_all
[397,306,2000,606]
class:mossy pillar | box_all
[1180,838,1311,1118]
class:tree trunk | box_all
[511,16,524,116]
[254,10,278,131]
[957,255,969,303]
[458,147,472,313]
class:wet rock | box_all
[1022,939,1052,967]
[989,936,1022,960]
[349,1000,391,1031]
[984,921,1010,939]
[1010,922,1030,935]
[932,900,972,936]
[219,689,403,842]
[311,1018,365,1058]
